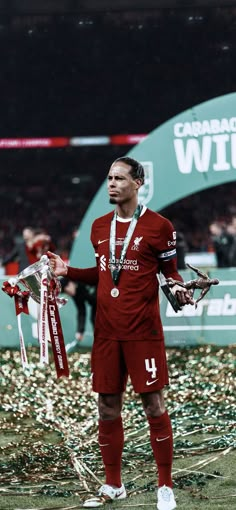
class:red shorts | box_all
[91,338,169,394]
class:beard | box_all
[109,197,117,204]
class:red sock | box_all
[148,411,173,488]
[98,416,124,488]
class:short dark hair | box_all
[113,156,145,185]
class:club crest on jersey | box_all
[138,161,154,205]
[131,236,143,250]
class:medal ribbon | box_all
[109,204,142,285]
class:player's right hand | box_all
[47,251,68,277]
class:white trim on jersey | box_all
[116,205,147,223]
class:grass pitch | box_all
[0,345,235,509]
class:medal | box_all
[111,288,119,298]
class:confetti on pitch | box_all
[0,345,235,503]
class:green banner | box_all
[70,92,236,268]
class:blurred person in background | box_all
[2,226,38,273]
[226,215,236,267]
[209,221,233,268]
[48,156,194,510]
[33,228,56,260]
[175,231,188,270]
[60,277,96,348]
[1,226,55,273]
[59,226,97,350]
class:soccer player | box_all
[48,156,194,510]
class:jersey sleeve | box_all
[157,217,177,262]
[90,218,99,251]
[157,218,183,282]
[67,266,99,285]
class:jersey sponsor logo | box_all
[108,258,139,271]
[100,254,106,271]
[168,231,177,246]
[100,255,140,272]
[98,238,109,245]
[131,236,143,251]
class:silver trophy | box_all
[9,254,67,306]
[3,254,69,377]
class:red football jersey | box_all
[90,207,181,341]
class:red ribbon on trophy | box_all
[2,255,69,378]
[2,280,30,370]
[47,279,69,378]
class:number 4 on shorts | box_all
[145,358,157,379]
